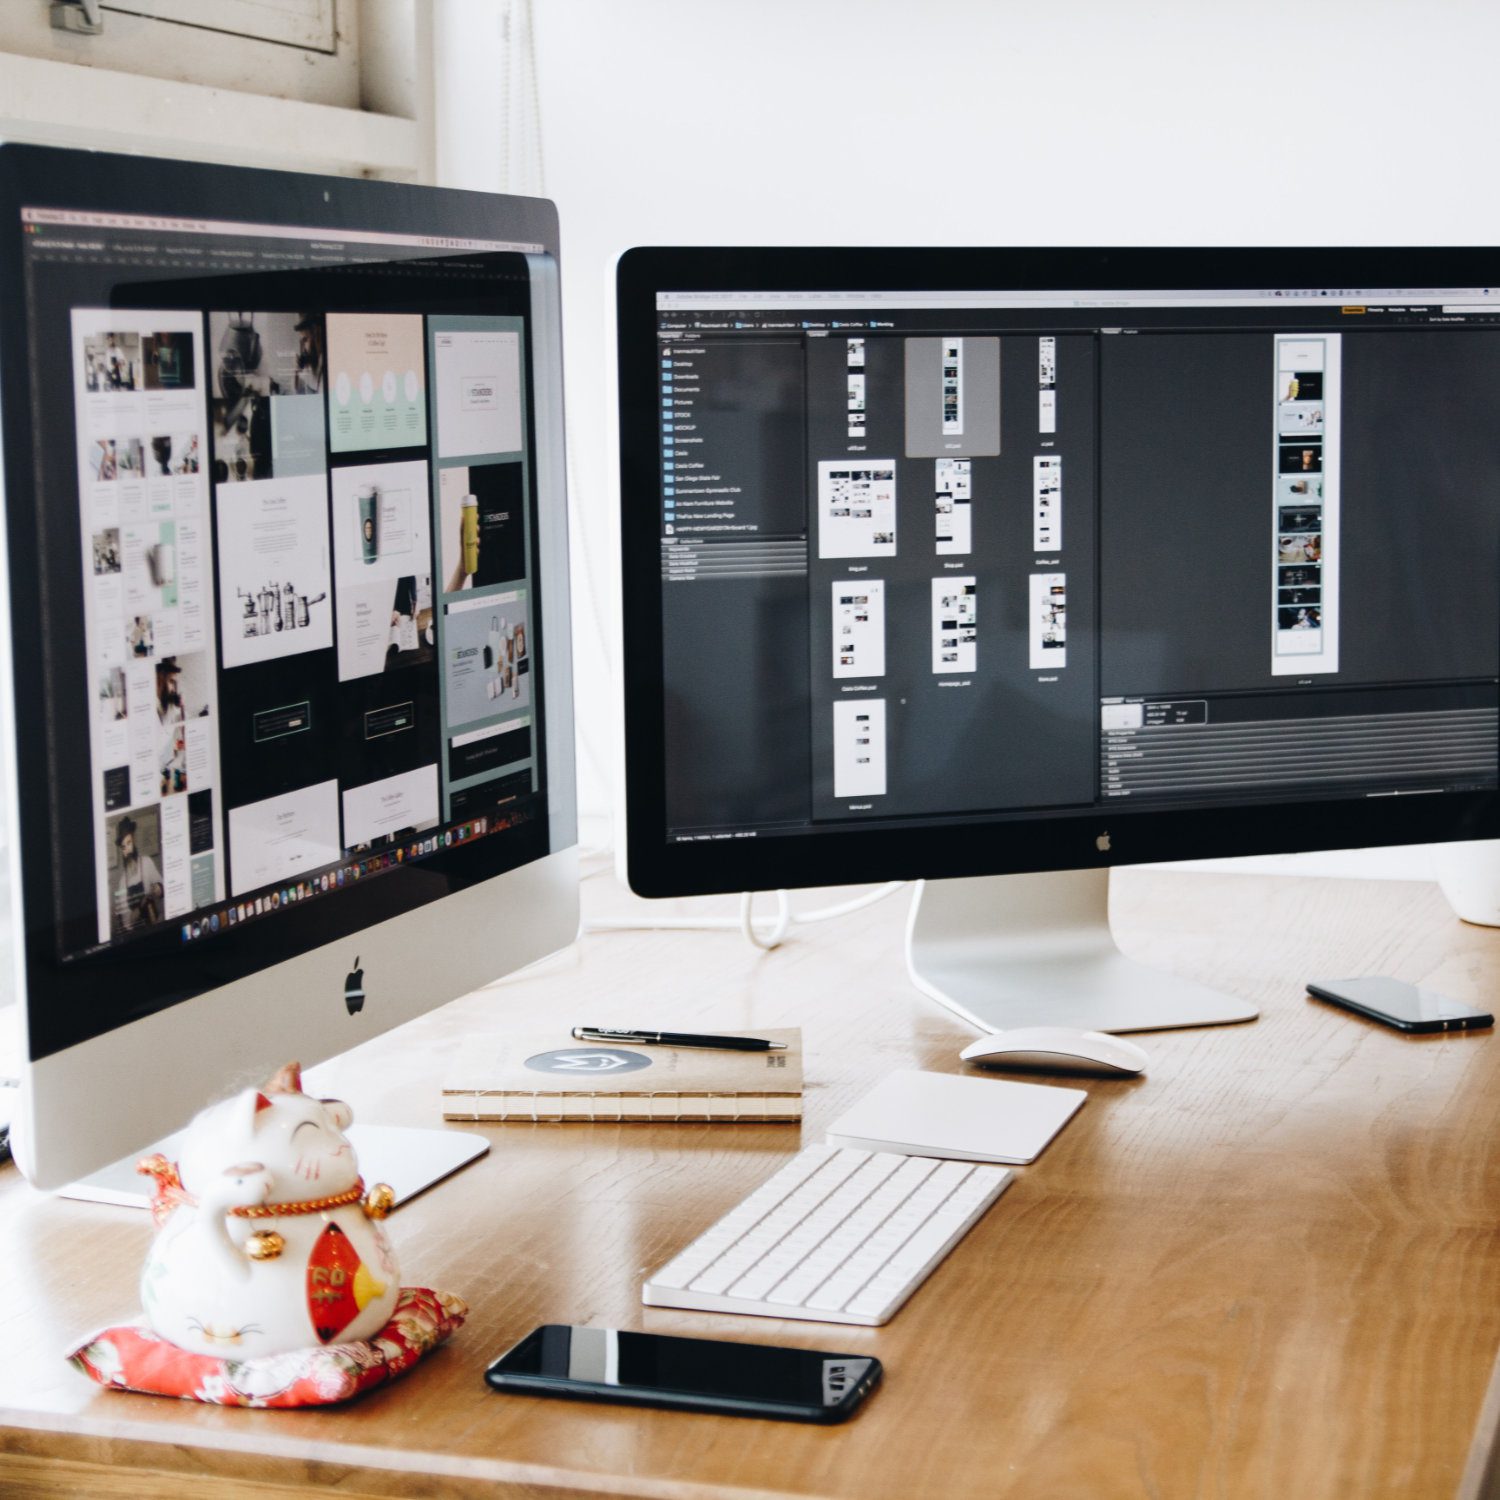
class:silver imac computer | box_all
[616,248,1498,1032]
[0,144,577,1190]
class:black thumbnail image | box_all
[1278,442,1323,475]
[1278,605,1322,631]
[1279,369,1323,402]
[1278,564,1321,590]
[1279,586,1322,607]
[438,461,527,592]
[338,668,442,855]
[144,331,196,391]
[1278,504,1322,533]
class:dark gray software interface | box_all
[654,290,1500,840]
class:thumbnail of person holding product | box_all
[294,314,325,394]
[105,333,128,389]
[156,658,187,796]
[113,817,163,932]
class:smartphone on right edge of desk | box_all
[1307,977,1494,1033]
[485,1325,881,1423]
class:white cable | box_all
[522,0,545,192]
[500,0,545,196]
[564,434,617,803]
[790,882,907,923]
[582,882,908,948]
[740,890,792,950]
[583,912,743,932]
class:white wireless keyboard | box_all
[642,1144,1013,1326]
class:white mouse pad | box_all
[826,1068,1086,1165]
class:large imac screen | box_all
[12,198,563,1058]
[631,272,1498,881]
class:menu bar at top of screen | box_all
[22,207,542,255]
[658,288,1500,310]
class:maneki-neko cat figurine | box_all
[137,1063,400,1360]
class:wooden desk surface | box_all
[1,870,1497,1500]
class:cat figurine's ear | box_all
[178,1088,272,1192]
[265,1061,303,1095]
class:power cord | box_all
[583,882,908,952]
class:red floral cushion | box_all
[68,1286,466,1408]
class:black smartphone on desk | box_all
[485,1325,881,1423]
[1308,977,1494,1033]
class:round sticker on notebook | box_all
[524,1048,653,1075]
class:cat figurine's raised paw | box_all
[138,1062,400,1359]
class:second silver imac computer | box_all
[0,144,577,1190]
[616,248,1498,1031]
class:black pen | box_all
[572,1027,786,1052]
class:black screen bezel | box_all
[618,246,1499,898]
[0,143,569,1059]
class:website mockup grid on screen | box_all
[21,206,554,989]
[653,287,1499,843]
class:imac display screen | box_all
[11,193,567,1057]
[623,258,1498,890]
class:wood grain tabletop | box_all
[0,868,1496,1500]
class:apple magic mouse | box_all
[959,1026,1149,1076]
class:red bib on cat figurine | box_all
[307,1221,386,1343]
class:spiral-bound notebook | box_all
[441,1029,803,1122]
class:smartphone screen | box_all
[1308,977,1494,1032]
[486,1325,880,1422]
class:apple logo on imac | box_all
[344,956,366,1016]
[1096,832,1112,853]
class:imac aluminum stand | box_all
[905,870,1258,1034]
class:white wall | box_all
[530,0,1499,868]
